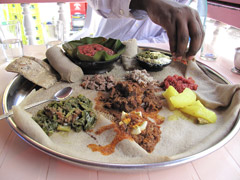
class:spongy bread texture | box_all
[12,60,240,164]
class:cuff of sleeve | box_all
[130,9,148,20]
[111,0,148,19]
[111,0,132,17]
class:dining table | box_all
[0,17,240,180]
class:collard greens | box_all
[33,94,96,135]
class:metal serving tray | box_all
[2,49,240,171]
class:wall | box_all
[207,0,240,28]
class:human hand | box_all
[130,0,204,63]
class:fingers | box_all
[175,19,189,60]
[186,12,205,60]
[145,0,204,63]
[166,24,177,55]
[168,10,204,63]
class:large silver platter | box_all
[2,48,240,171]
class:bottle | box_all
[189,0,207,27]
[232,47,240,74]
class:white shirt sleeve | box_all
[87,0,191,20]
[87,0,147,19]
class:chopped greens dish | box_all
[137,51,171,65]
[33,94,97,136]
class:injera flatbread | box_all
[121,39,138,70]
[5,56,58,89]
[12,60,240,164]
[46,46,84,83]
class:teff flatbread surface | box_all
[12,60,240,164]
[5,56,58,89]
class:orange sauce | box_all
[87,123,132,155]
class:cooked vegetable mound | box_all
[137,51,171,65]
[33,94,97,135]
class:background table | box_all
[0,19,240,179]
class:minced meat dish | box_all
[95,80,164,153]
[81,74,115,91]
[160,74,198,93]
[77,44,115,57]
[103,81,163,112]
[118,111,161,153]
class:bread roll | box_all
[46,46,84,82]
[121,39,139,70]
